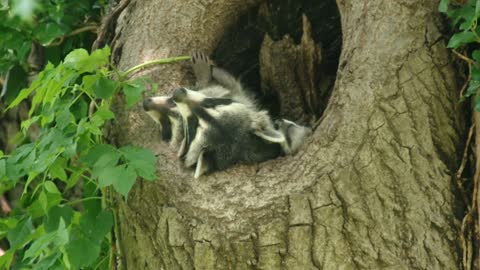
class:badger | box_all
[172,87,311,178]
[144,50,311,178]
[142,50,255,153]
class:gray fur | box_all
[144,50,311,178]
[173,88,288,178]
[142,50,255,153]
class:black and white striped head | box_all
[274,119,312,154]
[142,96,183,147]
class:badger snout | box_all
[143,98,153,110]
[143,96,176,111]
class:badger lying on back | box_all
[172,87,312,177]
[143,51,255,151]
[143,51,311,178]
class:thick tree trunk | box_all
[112,0,463,269]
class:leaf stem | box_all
[121,56,191,78]
[63,196,103,206]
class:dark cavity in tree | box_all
[213,0,341,126]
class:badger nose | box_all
[172,88,187,102]
[143,98,153,110]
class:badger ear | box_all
[254,128,285,143]
[194,151,210,178]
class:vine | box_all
[440,0,480,268]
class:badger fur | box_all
[143,51,255,149]
[144,50,311,178]
[172,87,310,178]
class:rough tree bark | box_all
[111,0,463,269]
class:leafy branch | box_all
[0,45,189,269]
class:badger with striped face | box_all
[142,51,256,154]
[172,87,310,178]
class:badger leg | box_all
[192,50,212,88]
[211,67,244,97]
[194,151,210,178]
[184,125,207,168]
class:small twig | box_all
[46,25,98,47]
[457,124,475,209]
[121,56,191,78]
[453,50,475,65]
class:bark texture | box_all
[112,0,463,269]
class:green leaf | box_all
[0,218,18,238]
[89,47,111,68]
[93,77,117,99]
[473,50,480,62]
[27,191,62,218]
[80,144,117,167]
[44,206,74,233]
[121,146,158,180]
[66,169,85,189]
[44,181,60,194]
[97,165,121,187]
[71,97,89,120]
[112,165,137,197]
[472,65,480,81]
[7,218,34,249]
[32,253,61,270]
[91,151,121,179]
[123,80,145,107]
[24,219,68,260]
[65,238,100,269]
[0,159,5,180]
[49,158,67,182]
[64,47,110,73]
[56,108,74,130]
[64,49,89,70]
[80,210,113,243]
[81,74,100,96]
[6,143,36,181]
[475,94,480,111]
[447,31,477,48]
[466,80,480,97]
[39,191,48,215]
[439,0,449,13]
[0,250,14,269]
[90,105,115,127]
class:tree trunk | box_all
[111,0,463,269]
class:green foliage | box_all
[0,0,101,72]
[0,0,101,106]
[1,2,192,268]
[0,46,159,269]
[441,0,480,110]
